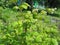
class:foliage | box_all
[0,8,60,45]
[54,8,60,17]
[0,0,17,8]
[13,2,30,11]
[46,8,57,14]
[0,0,60,45]
[18,2,30,11]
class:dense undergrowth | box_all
[0,7,60,45]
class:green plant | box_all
[19,2,30,11]
[0,8,60,45]
[46,8,56,14]
[13,2,30,11]
[54,8,60,17]
[0,0,17,8]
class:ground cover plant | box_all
[0,7,60,45]
[0,0,60,45]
